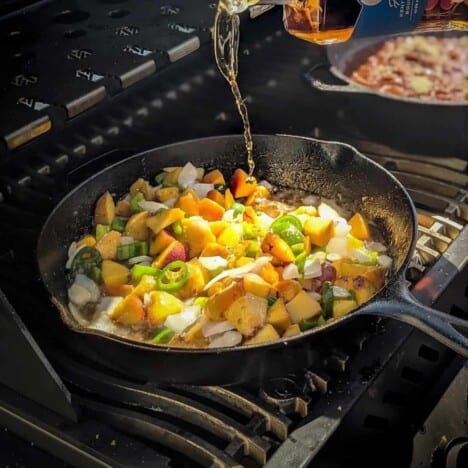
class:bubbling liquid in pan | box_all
[214,4,255,176]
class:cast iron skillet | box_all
[304,31,468,159]
[37,135,468,385]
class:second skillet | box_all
[37,135,468,385]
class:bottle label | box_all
[353,0,427,38]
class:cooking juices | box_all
[214,3,255,176]
[225,1,468,45]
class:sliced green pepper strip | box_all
[322,281,334,319]
[157,260,189,292]
[130,193,145,213]
[88,267,102,285]
[152,327,175,344]
[214,184,227,193]
[111,216,127,233]
[299,317,321,331]
[131,265,160,283]
[242,222,261,240]
[71,247,102,280]
[295,251,308,276]
[291,242,305,255]
[245,242,261,258]
[172,220,183,237]
[266,295,277,307]
[270,214,302,233]
[154,172,166,185]
[134,241,148,257]
[116,243,135,261]
[96,224,111,241]
[232,202,245,217]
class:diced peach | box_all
[95,231,121,260]
[276,280,302,302]
[205,281,245,321]
[103,283,134,297]
[110,294,145,326]
[124,211,149,241]
[243,206,258,224]
[230,168,257,198]
[259,263,280,285]
[209,221,229,237]
[175,188,200,216]
[261,233,295,263]
[152,240,186,269]
[283,323,301,338]
[199,198,225,221]
[286,290,322,323]
[77,235,96,248]
[341,262,386,290]
[102,260,130,287]
[217,224,242,247]
[147,291,183,327]
[224,188,235,209]
[130,178,153,200]
[235,257,254,267]
[207,189,225,207]
[225,293,267,336]
[146,208,185,235]
[347,234,364,250]
[243,273,272,298]
[163,168,182,185]
[182,217,216,257]
[175,259,209,300]
[203,169,225,185]
[200,242,229,258]
[245,185,270,206]
[95,192,115,225]
[333,300,358,318]
[155,186,179,202]
[348,213,371,241]
[133,275,157,296]
[244,324,280,345]
[115,199,132,217]
[266,298,291,333]
[303,217,333,247]
[150,229,176,256]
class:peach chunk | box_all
[152,240,187,269]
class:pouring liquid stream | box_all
[214,4,255,176]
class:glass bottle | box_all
[222,0,468,45]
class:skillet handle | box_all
[358,281,468,358]
[304,65,373,95]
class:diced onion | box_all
[127,255,153,266]
[326,253,342,262]
[283,263,299,280]
[138,200,167,213]
[178,162,199,188]
[333,218,351,237]
[349,248,372,263]
[191,183,214,199]
[208,330,243,348]
[198,256,228,271]
[365,241,387,253]
[74,274,101,302]
[202,320,235,338]
[164,306,201,334]
[308,291,322,301]
[68,284,92,307]
[203,256,272,290]
[68,301,88,325]
[257,212,274,229]
[332,286,351,298]
[326,237,348,257]
[378,254,393,269]
[304,257,322,279]
[163,197,177,208]
[120,236,135,245]
[318,202,341,220]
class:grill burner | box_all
[0,2,467,467]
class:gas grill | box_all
[0,2,467,467]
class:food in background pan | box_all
[349,35,468,102]
[66,163,392,348]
